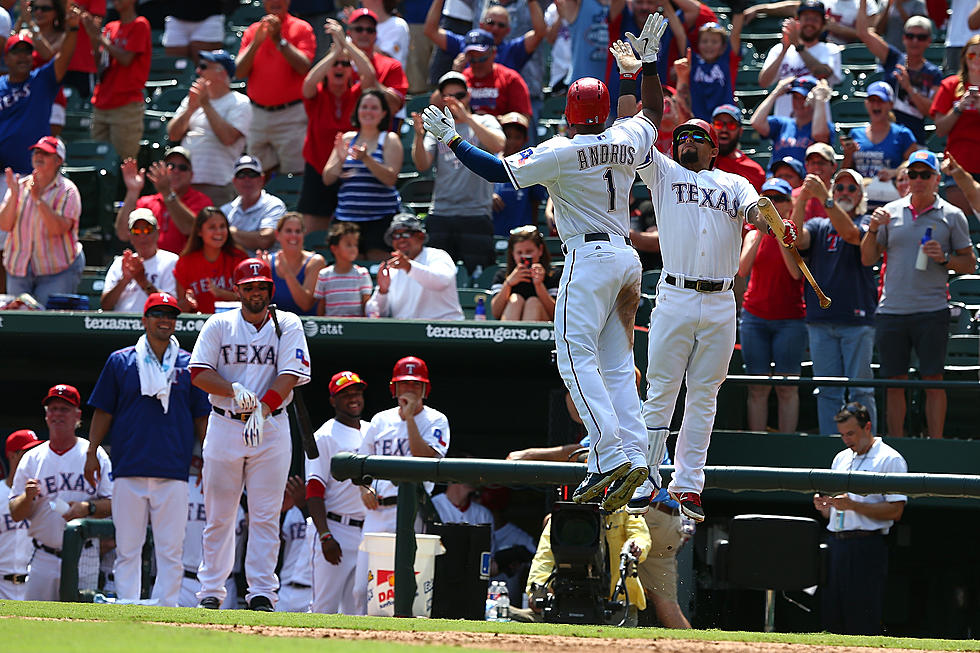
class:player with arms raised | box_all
[421,14,669,512]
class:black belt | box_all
[831,530,883,540]
[664,273,730,293]
[327,512,364,528]
[378,496,398,507]
[584,233,630,246]
[287,581,311,589]
[2,574,27,584]
[33,539,61,558]
[250,98,302,111]
[653,502,679,516]
[184,569,198,580]
[213,406,283,421]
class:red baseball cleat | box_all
[669,491,705,522]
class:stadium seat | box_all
[304,229,330,250]
[228,2,266,30]
[458,288,492,319]
[405,94,431,116]
[950,275,980,308]
[949,302,976,335]
[476,263,502,288]
[840,43,878,66]
[399,177,434,214]
[264,173,303,211]
[543,236,563,258]
[456,263,470,289]
[62,111,94,142]
[946,334,980,367]
[149,87,188,113]
[541,93,566,120]
[77,271,106,311]
[146,55,194,89]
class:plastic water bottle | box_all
[485,581,500,620]
[474,296,487,321]
[915,227,933,271]
[495,584,511,622]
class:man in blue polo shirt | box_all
[85,292,211,606]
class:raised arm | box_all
[751,77,794,137]
[523,0,547,54]
[53,7,80,82]
[423,0,450,51]
[855,0,890,61]
[555,0,581,25]
[810,79,832,142]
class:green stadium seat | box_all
[831,97,869,123]
[456,263,470,289]
[264,173,303,211]
[840,43,878,66]
[405,94,431,116]
[149,87,188,113]
[541,93,566,120]
[949,302,976,334]
[950,274,980,308]
[543,236,563,258]
[304,229,330,250]
[476,263,503,288]
[67,140,119,165]
[946,334,979,367]
[146,55,194,89]
[458,288,492,319]
[77,272,106,311]
[641,269,660,295]
[228,2,265,30]
[399,176,434,214]
[925,43,945,67]
[62,111,94,142]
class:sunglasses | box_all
[510,225,539,235]
[350,25,376,33]
[30,4,55,11]
[468,52,492,63]
[834,183,859,192]
[145,309,179,319]
[443,91,467,100]
[764,193,792,203]
[712,119,739,132]
[483,19,508,28]
[166,162,191,172]
[903,32,930,41]
[130,226,156,235]
[390,231,416,240]
[196,62,210,71]
[235,170,261,179]
[906,169,935,179]
[333,60,352,67]
[675,130,709,144]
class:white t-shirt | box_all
[828,437,907,533]
[825,0,881,44]
[179,90,253,186]
[306,418,367,519]
[365,247,465,320]
[0,482,33,576]
[432,492,493,525]
[103,250,179,312]
[762,42,842,116]
[279,507,312,586]
[358,405,450,498]
[376,15,410,66]
[947,0,980,47]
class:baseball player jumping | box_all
[421,14,671,512]
[189,257,312,611]
[616,49,797,521]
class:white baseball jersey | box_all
[502,114,658,241]
[357,406,450,498]
[189,308,312,410]
[431,493,493,525]
[638,149,760,280]
[182,479,246,573]
[306,418,367,519]
[279,507,312,587]
[11,440,112,549]
[0,482,32,575]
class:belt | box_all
[2,574,27,584]
[561,232,632,255]
[184,569,198,580]
[287,581,311,589]
[250,98,301,111]
[653,502,679,516]
[33,539,61,558]
[831,530,883,540]
[327,512,364,528]
[378,496,398,507]
[213,406,283,421]
[663,273,733,293]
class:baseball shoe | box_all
[572,461,632,504]
[625,476,660,515]
[248,595,274,612]
[198,597,220,610]
[603,465,649,512]
[669,491,705,523]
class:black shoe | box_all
[248,595,274,612]
[198,596,220,609]
[571,461,631,504]
[603,465,649,512]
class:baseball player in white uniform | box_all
[9,385,113,601]
[0,430,44,600]
[277,504,313,612]
[306,370,369,615]
[353,356,450,615]
[420,15,671,513]
[190,257,312,611]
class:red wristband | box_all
[620,72,637,80]
[261,389,283,411]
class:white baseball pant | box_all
[0,578,27,600]
[179,576,238,608]
[198,412,291,607]
[113,477,188,607]
[556,238,646,474]
[643,282,736,494]
[276,582,312,612]
[25,543,98,601]
[312,520,362,614]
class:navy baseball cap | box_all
[464,29,494,53]
[199,50,236,79]
[790,76,818,96]
[905,149,940,172]
[712,104,742,121]
[762,177,794,197]
[866,81,895,103]
[771,156,806,179]
[797,0,826,17]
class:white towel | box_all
[135,335,180,413]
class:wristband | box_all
[620,71,637,80]
[261,389,283,411]
[447,135,463,150]
[641,62,657,76]
[619,78,637,96]
[319,531,333,542]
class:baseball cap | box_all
[712,104,742,121]
[797,0,826,17]
[463,29,494,53]
[329,371,368,396]
[4,33,34,55]
[771,156,806,179]
[127,207,158,230]
[699,21,727,35]
[30,136,65,161]
[867,81,895,103]
[144,292,180,315]
[164,145,192,165]
[904,15,933,34]
[6,429,43,456]
[199,49,236,78]
[42,384,80,408]
[762,177,794,197]
[348,7,378,23]
[499,112,530,130]
[905,149,939,172]
[437,71,468,91]
[790,76,818,96]
[233,154,263,175]
[383,212,427,246]
[832,168,866,192]
[805,142,836,163]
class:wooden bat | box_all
[268,305,319,459]
[756,197,832,309]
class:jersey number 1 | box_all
[603,168,616,212]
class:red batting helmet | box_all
[234,258,273,286]
[390,356,431,398]
[672,118,719,170]
[564,77,609,126]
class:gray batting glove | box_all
[231,382,258,413]
[421,105,460,145]
[625,12,668,63]
[243,409,265,447]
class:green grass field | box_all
[1,602,979,652]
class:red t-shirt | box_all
[137,188,215,255]
[742,228,806,320]
[930,75,980,174]
[303,84,357,169]
[352,51,409,106]
[90,17,151,109]
[67,0,105,75]
[463,63,532,117]
[239,13,316,106]
[173,249,248,314]
[716,150,765,192]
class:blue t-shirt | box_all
[88,347,211,480]
[0,61,59,174]
[766,116,835,170]
[882,45,943,144]
[848,123,916,180]
[800,215,876,324]
[445,33,531,73]
[690,43,735,121]
[568,0,609,83]
[492,181,548,235]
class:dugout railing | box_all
[60,519,153,602]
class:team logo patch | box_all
[515,147,534,166]
[295,349,310,367]
[434,428,446,447]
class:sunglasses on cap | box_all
[711,119,739,132]
[675,130,709,144]
[468,52,492,63]
[167,162,191,172]
[483,18,508,28]
[834,183,859,192]
[390,231,415,240]
[903,32,929,41]
[443,91,467,100]
[333,60,352,67]
[907,169,935,179]
[145,308,179,319]
[350,25,376,33]
[130,226,156,235]
[235,170,261,179]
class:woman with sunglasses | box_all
[16,0,69,136]
[322,88,402,261]
[173,207,248,313]
[259,212,326,316]
[490,226,558,321]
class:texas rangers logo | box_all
[670,182,739,219]
[404,362,417,374]
[247,261,263,276]
[515,147,534,167]
[295,349,310,367]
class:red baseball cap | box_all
[329,371,367,396]
[4,33,34,55]
[42,384,80,408]
[30,135,66,160]
[144,292,180,315]
[348,7,378,23]
[6,429,43,456]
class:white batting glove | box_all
[243,408,265,447]
[610,39,641,76]
[421,105,459,145]
[231,382,258,413]
[625,12,668,63]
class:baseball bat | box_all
[756,197,832,309]
[268,305,319,459]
